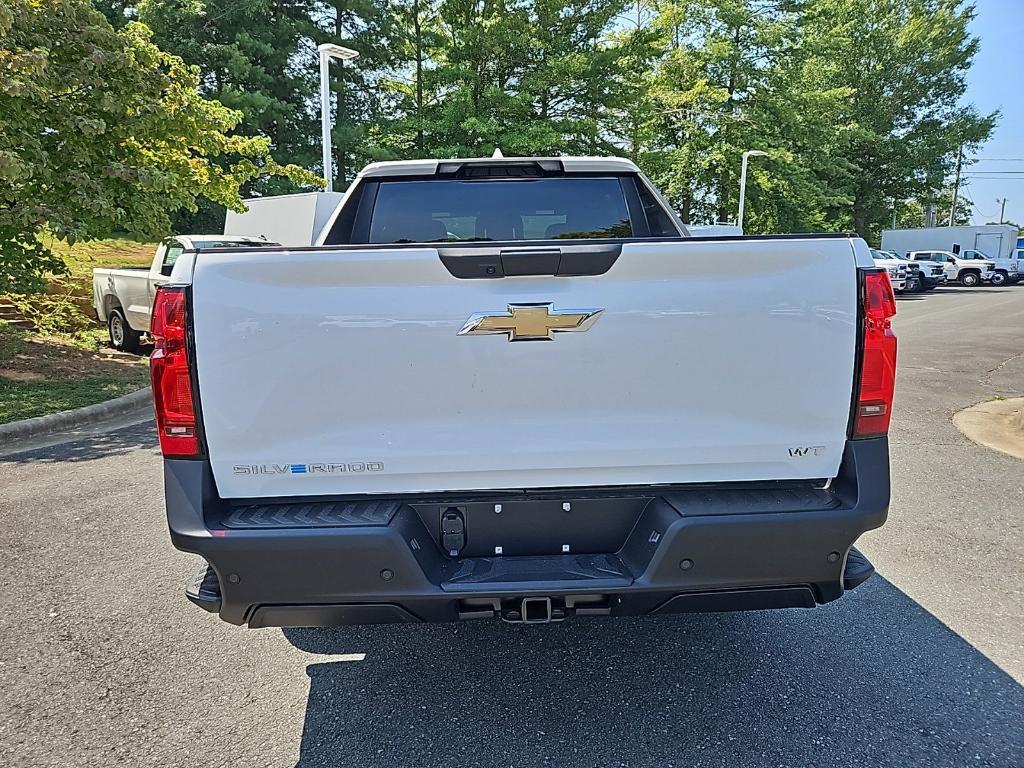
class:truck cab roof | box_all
[356,156,642,179]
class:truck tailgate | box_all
[190,238,859,498]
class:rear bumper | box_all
[165,438,890,627]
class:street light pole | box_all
[738,150,767,231]
[318,43,359,193]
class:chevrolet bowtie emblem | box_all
[458,303,603,341]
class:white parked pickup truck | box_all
[93,235,279,351]
[957,249,1019,286]
[153,156,895,628]
[907,249,995,287]
[885,250,947,290]
[870,249,909,292]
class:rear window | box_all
[192,240,281,250]
[367,178,633,243]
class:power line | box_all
[961,185,998,220]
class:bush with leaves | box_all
[8,278,94,336]
[0,0,320,293]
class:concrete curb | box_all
[0,386,152,443]
[952,397,1024,461]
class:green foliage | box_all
[891,190,971,231]
[796,0,996,240]
[3,0,996,271]
[635,0,836,228]
[136,0,320,183]
[0,0,320,292]
[627,0,995,236]
[0,230,66,294]
[8,279,95,337]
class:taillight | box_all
[150,286,200,457]
[853,270,897,438]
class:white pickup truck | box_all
[907,249,996,287]
[154,156,895,628]
[93,235,278,351]
[870,249,910,292]
[957,249,1019,286]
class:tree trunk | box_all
[716,23,741,224]
[853,194,868,238]
[679,194,692,225]
[334,7,347,185]
[414,0,424,154]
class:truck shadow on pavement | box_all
[0,420,156,463]
[283,576,1022,768]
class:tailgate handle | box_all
[499,248,561,277]
[437,243,622,279]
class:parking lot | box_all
[1,285,1022,768]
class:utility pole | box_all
[997,197,1008,224]
[947,144,963,227]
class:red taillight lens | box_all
[854,270,897,438]
[150,286,200,457]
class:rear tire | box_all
[108,308,142,353]
[990,271,1008,286]
[960,271,980,287]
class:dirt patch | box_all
[0,323,149,424]
[953,397,1024,461]
[0,330,147,383]
[0,369,44,382]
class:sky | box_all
[961,0,1024,225]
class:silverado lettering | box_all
[232,463,384,474]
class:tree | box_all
[799,0,996,241]
[137,0,319,189]
[632,0,846,232]
[410,0,632,157]
[892,189,971,231]
[0,0,317,293]
[308,0,405,184]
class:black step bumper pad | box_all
[163,438,889,627]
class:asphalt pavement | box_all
[1,286,1022,768]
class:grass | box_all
[0,377,146,424]
[0,236,157,424]
[0,321,149,425]
[43,235,155,278]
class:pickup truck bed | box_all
[93,235,279,352]
[153,156,895,627]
